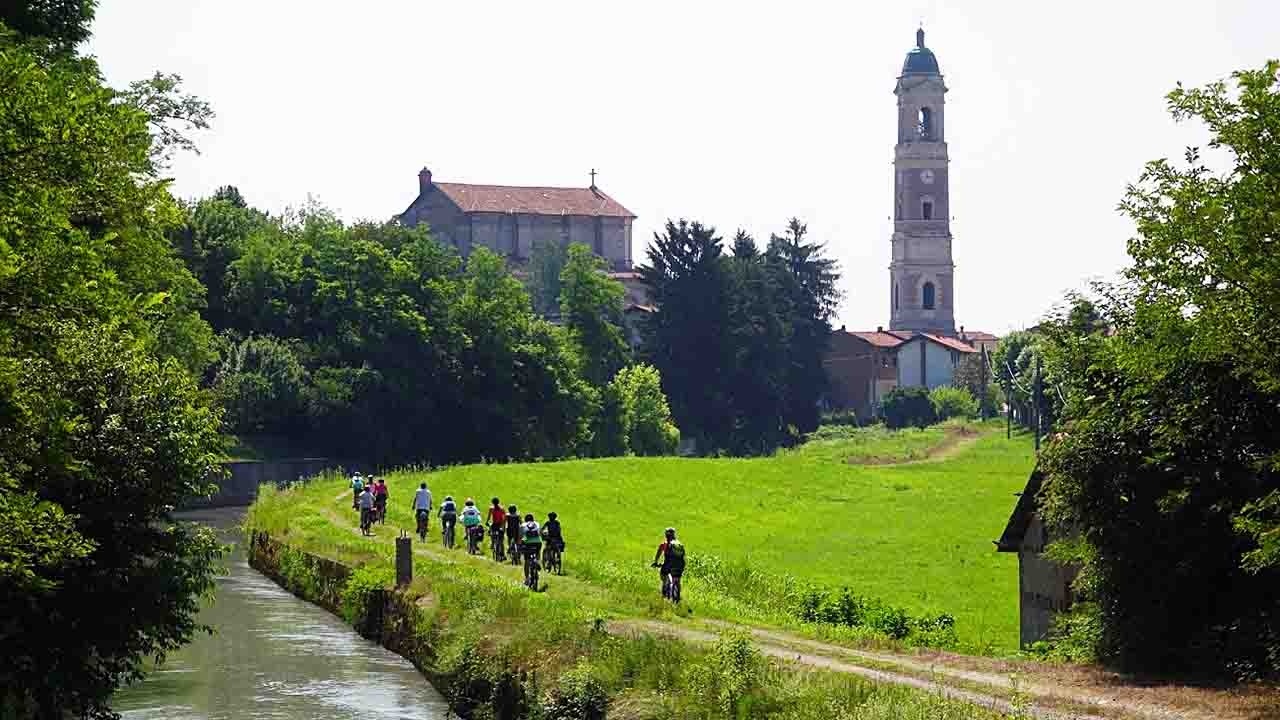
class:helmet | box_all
[444,495,453,502]
[524,513,534,522]
[548,511,558,520]
[419,482,427,489]
[665,527,676,539]
[508,505,517,514]
[491,497,500,505]
[464,498,475,506]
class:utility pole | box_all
[1033,355,1043,452]
[979,347,990,420]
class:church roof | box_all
[433,182,636,218]
[902,28,941,76]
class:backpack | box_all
[666,541,685,563]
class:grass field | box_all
[371,419,1034,653]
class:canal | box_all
[113,508,449,719]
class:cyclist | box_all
[651,527,686,601]
[461,498,484,553]
[541,511,564,569]
[372,476,389,523]
[411,482,432,539]
[486,498,507,561]
[438,495,458,547]
[357,484,375,535]
[350,472,364,509]
[520,513,543,585]
[504,504,522,564]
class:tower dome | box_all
[901,27,941,75]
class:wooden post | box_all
[979,347,990,420]
[395,531,412,587]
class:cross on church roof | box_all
[590,168,597,188]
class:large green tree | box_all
[559,242,629,386]
[0,15,226,717]
[1039,62,1280,678]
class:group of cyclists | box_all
[352,472,685,600]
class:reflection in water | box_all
[113,508,448,720]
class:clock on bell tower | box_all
[889,27,955,334]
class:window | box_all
[922,199,933,220]
[893,282,900,310]
[922,281,936,310]
[918,107,934,139]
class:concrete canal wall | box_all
[191,459,338,508]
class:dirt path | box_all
[847,424,983,466]
[318,488,1278,720]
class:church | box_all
[824,29,998,419]
[398,168,636,271]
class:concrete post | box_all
[395,531,412,587]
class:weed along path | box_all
[293,484,1272,720]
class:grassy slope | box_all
[392,420,1033,652]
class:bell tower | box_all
[889,28,955,334]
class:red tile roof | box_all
[847,330,909,348]
[959,330,999,342]
[920,333,979,353]
[433,182,635,218]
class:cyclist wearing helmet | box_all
[411,482,432,532]
[438,495,458,537]
[651,527,686,598]
[486,498,507,561]
[520,513,543,564]
[541,511,564,554]
[504,504,521,555]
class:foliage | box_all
[543,662,609,720]
[1039,62,1280,679]
[951,353,998,417]
[0,0,96,49]
[684,632,765,718]
[607,363,680,456]
[880,387,936,429]
[529,236,570,317]
[0,18,227,717]
[214,335,311,434]
[928,386,978,422]
[641,219,840,455]
[340,563,395,627]
[560,242,629,386]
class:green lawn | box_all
[382,420,1034,653]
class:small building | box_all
[823,328,906,420]
[894,332,977,390]
[995,468,1079,647]
[958,327,999,355]
[399,168,636,270]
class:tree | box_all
[215,335,312,435]
[880,386,936,429]
[640,220,737,452]
[928,386,977,421]
[559,243,629,386]
[1039,63,1280,679]
[606,364,681,456]
[1,0,97,49]
[725,230,790,453]
[951,353,998,417]
[528,236,569,316]
[764,218,841,435]
[0,28,228,716]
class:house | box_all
[823,328,906,420]
[399,167,636,270]
[895,332,977,390]
[995,468,1080,647]
[958,327,999,354]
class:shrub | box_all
[929,386,978,421]
[684,632,765,718]
[544,662,609,720]
[880,387,936,429]
[607,364,680,456]
[340,563,395,629]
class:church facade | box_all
[399,168,636,270]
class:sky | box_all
[87,0,1278,334]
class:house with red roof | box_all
[398,167,636,270]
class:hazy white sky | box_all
[88,1,1277,333]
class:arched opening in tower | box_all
[918,107,934,140]
[922,281,936,310]
[922,199,934,220]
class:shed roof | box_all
[995,468,1045,552]
[849,330,910,348]
[433,182,635,218]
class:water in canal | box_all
[112,507,450,719]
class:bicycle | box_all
[542,543,562,575]
[442,518,456,549]
[466,525,483,555]
[652,563,682,604]
[490,527,506,562]
[415,510,429,542]
[508,536,522,566]
[523,549,540,590]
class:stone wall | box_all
[1016,515,1079,647]
[188,458,336,508]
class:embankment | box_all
[245,529,1006,720]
